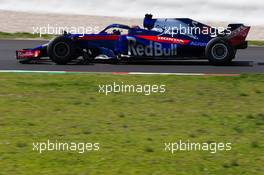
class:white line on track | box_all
[0,70,240,76]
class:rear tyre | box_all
[47,36,77,65]
[230,49,237,59]
[205,38,235,66]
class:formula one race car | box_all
[16,14,250,65]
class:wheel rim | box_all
[53,42,70,58]
[211,43,228,60]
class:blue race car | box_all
[16,14,250,65]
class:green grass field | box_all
[248,40,264,46]
[0,32,54,40]
[0,73,263,175]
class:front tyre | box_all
[205,38,234,66]
[47,36,77,65]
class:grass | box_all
[0,73,263,175]
[248,40,264,46]
[0,31,55,40]
[0,31,264,46]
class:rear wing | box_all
[226,24,250,49]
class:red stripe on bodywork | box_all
[78,35,119,41]
[136,35,190,45]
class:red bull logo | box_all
[128,37,177,57]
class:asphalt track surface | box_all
[0,40,263,74]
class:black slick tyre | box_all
[205,38,235,66]
[47,36,77,65]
